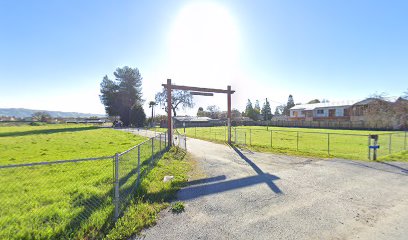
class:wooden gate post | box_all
[227,85,232,144]
[166,79,172,147]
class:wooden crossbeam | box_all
[162,84,235,94]
[190,91,214,96]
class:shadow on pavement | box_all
[178,173,281,201]
[177,145,282,201]
[185,175,227,186]
[377,161,408,174]
[332,159,408,176]
[231,145,283,194]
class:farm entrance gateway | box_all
[162,79,235,146]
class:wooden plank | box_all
[190,91,214,96]
[162,84,235,94]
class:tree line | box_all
[99,68,407,128]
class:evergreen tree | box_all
[261,98,272,120]
[99,66,145,126]
[253,100,261,120]
[130,104,146,127]
[245,99,256,120]
[283,94,295,116]
[254,100,261,112]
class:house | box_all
[289,98,384,121]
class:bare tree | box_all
[155,89,194,116]
[206,105,220,119]
[364,92,408,129]
[274,105,285,115]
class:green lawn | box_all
[0,124,147,165]
[380,150,408,161]
[0,124,172,239]
[175,126,407,161]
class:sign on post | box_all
[368,135,379,160]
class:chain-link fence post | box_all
[327,133,330,156]
[250,129,252,146]
[159,134,162,152]
[137,145,141,186]
[368,135,371,160]
[114,153,120,220]
[389,134,392,154]
[165,131,167,149]
[184,135,187,150]
[224,125,227,141]
[297,132,299,151]
[151,138,154,165]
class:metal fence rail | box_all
[0,131,179,239]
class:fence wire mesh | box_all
[0,131,171,239]
[116,132,167,218]
[232,128,246,145]
[0,157,114,239]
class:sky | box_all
[1,0,407,116]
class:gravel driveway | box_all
[127,130,408,240]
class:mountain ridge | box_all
[0,108,106,118]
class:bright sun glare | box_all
[168,2,240,86]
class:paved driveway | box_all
[130,131,408,240]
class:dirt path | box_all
[128,130,408,240]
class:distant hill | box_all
[0,108,106,118]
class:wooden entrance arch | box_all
[162,79,235,147]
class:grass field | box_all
[174,126,407,161]
[0,124,173,239]
[0,124,147,164]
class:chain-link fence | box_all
[183,126,407,160]
[0,132,171,239]
[232,128,247,145]
[239,128,407,159]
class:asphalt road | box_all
[127,130,408,240]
